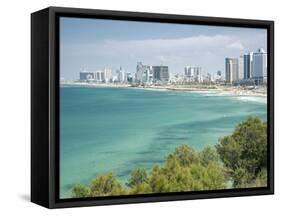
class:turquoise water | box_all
[60,86,267,198]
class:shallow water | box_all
[60,86,267,198]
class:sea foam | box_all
[235,96,267,104]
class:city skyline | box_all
[224,48,267,85]
[60,17,267,80]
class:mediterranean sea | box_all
[60,86,267,198]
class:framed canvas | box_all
[31,6,274,208]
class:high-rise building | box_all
[243,52,253,79]
[184,66,202,83]
[225,58,239,84]
[104,68,112,83]
[80,71,94,81]
[126,72,133,83]
[136,62,153,83]
[80,68,113,83]
[252,48,267,82]
[184,66,192,77]
[116,66,126,83]
[136,62,144,82]
[153,65,169,83]
[100,71,105,81]
[142,66,153,83]
[205,73,213,83]
[215,70,223,83]
[192,67,202,83]
[239,55,244,80]
[96,71,101,81]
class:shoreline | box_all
[60,82,267,97]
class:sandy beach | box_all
[61,81,267,97]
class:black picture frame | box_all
[31,6,274,209]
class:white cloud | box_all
[101,35,231,53]
[61,32,267,79]
[62,33,265,57]
[226,42,244,50]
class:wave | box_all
[201,92,236,97]
[235,96,267,104]
[199,92,267,104]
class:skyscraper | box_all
[239,55,244,80]
[184,66,202,83]
[96,71,101,81]
[136,62,144,82]
[142,65,153,83]
[192,67,202,83]
[116,66,126,83]
[136,62,153,83]
[243,52,253,79]
[225,58,239,84]
[104,68,112,83]
[153,65,169,83]
[252,48,267,83]
[184,66,191,77]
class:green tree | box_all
[149,145,227,193]
[129,182,152,194]
[232,117,267,174]
[71,183,90,198]
[149,165,171,193]
[216,117,267,187]
[201,163,227,190]
[199,146,220,166]
[167,145,199,167]
[254,168,267,187]
[216,136,242,171]
[128,168,148,187]
[89,172,126,196]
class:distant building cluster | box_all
[77,48,267,86]
[79,67,133,84]
[136,62,169,84]
[79,62,170,85]
[225,48,267,85]
[114,67,133,83]
[135,62,153,84]
[170,66,219,84]
[184,66,203,83]
[79,68,112,83]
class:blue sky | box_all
[60,17,267,80]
